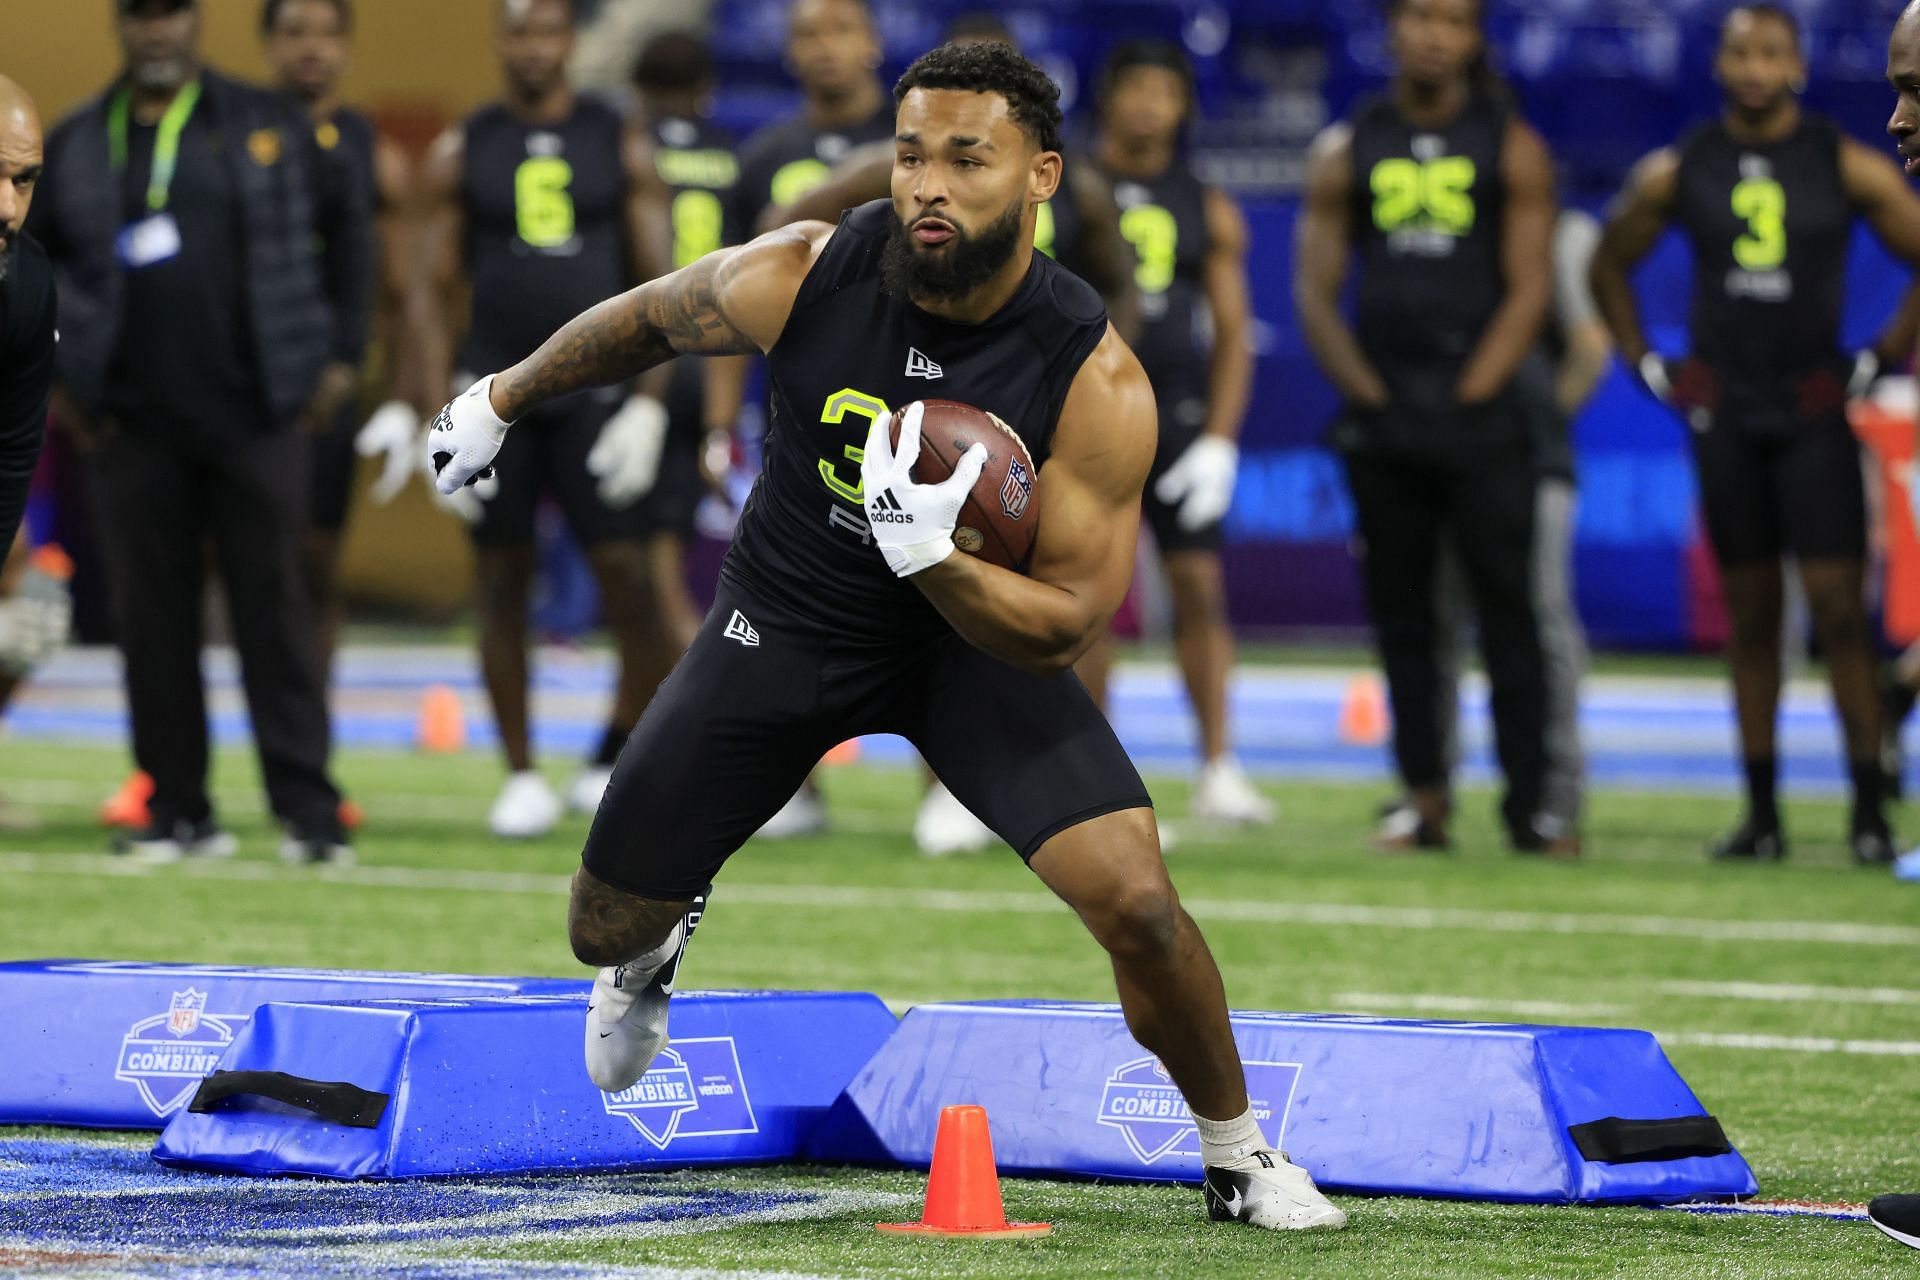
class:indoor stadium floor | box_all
[1,653,1917,1276]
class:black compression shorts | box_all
[1688,412,1866,568]
[469,388,650,549]
[579,574,1154,899]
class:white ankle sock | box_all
[1194,1105,1266,1166]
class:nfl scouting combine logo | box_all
[114,989,241,1117]
[601,1037,758,1149]
[1097,1056,1302,1165]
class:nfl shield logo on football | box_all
[1000,458,1032,521]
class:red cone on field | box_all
[415,684,467,754]
[100,771,153,829]
[1338,674,1390,746]
[876,1104,1051,1239]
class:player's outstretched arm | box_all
[1589,146,1678,370]
[427,222,834,493]
[904,328,1157,675]
[491,222,830,420]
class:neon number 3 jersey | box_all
[724,200,1109,644]
[1672,115,1852,418]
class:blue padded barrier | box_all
[0,961,588,1128]
[809,1001,1758,1204]
[151,991,897,1178]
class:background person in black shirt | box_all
[1591,4,1920,865]
[28,0,372,865]
[260,0,414,676]
[1296,0,1558,853]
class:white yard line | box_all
[1654,1030,1920,1057]
[1326,992,1627,1018]
[6,851,1918,949]
[1656,979,1920,1006]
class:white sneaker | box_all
[584,893,706,1093]
[1191,757,1276,826]
[567,766,614,815]
[1204,1150,1347,1231]
[489,771,562,839]
[755,786,827,839]
[913,782,996,857]
[115,818,237,865]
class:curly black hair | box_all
[893,41,1063,154]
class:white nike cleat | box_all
[584,893,706,1093]
[1204,1150,1347,1231]
[1191,756,1277,826]
[913,781,996,857]
[489,771,562,839]
[566,766,615,815]
[755,786,828,839]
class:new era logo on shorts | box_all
[723,610,759,647]
[905,347,943,379]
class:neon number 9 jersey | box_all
[722,201,1109,644]
[649,115,740,271]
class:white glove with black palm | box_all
[586,395,669,508]
[1154,435,1239,532]
[859,401,988,578]
[427,374,511,496]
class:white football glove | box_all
[427,374,511,496]
[586,395,668,508]
[859,401,988,578]
[355,400,421,505]
[1154,435,1239,533]
[0,590,72,677]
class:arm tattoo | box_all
[495,250,760,420]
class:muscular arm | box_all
[1065,162,1141,342]
[1841,137,1920,362]
[402,127,466,414]
[908,328,1156,675]
[1454,120,1554,403]
[1293,124,1388,408]
[1200,186,1253,440]
[755,142,891,233]
[490,221,833,421]
[1589,146,1679,369]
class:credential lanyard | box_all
[108,80,203,215]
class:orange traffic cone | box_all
[100,771,153,829]
[822,737,862,766]
[415,684,467,754]
[1337,674,1390,747]
[877,1105,1051,1239]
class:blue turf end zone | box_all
[151,990,898,1178]
[0,961,590,1129]
[813,1000,1759,1204]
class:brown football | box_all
[888,399,1039,571]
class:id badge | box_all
[116,214,182,269]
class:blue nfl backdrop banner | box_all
[153,990,898,1178]
[0,961,591,1129]
[813,1001,1758,1204]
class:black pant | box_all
[1344,441,1546,829]
[89,415,339,831]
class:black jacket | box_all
[27,69,371,427]
[0,234,56,550]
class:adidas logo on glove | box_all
[867,489,915,525]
